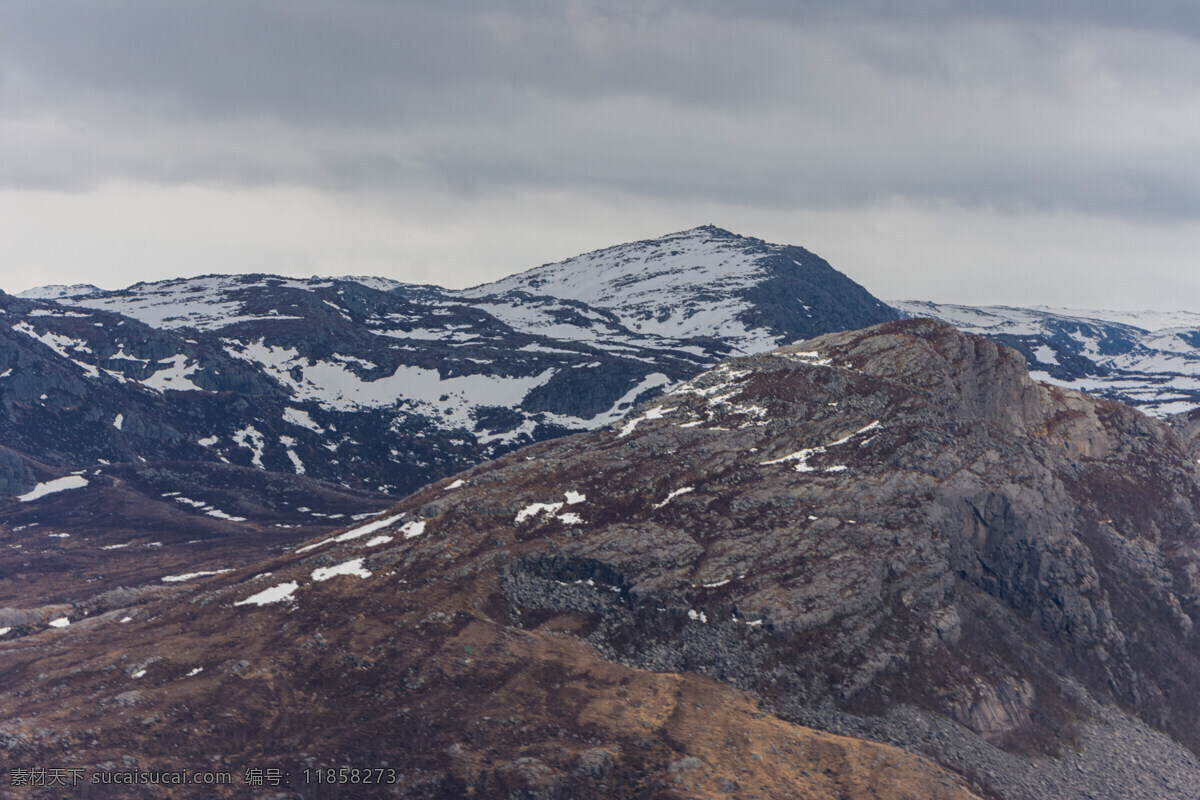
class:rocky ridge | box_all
[3,319,1200,798]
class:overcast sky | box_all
[2,1,1199,309]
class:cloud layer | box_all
[3,2,1199,307]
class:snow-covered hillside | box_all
[466,226,780,351]
[897,301,1200,416]
[467,225,898,353]
[5,227,896,494]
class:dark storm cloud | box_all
[3,0,1200,222]
[5,1,1199,118]
[0,1,775,122]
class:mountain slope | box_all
[1,280,709,495]
[4,320,1200,799]
[0,566,984,800]
[0,443,394,612]
[6,227,898,496]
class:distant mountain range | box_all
[3,226,897,496]
[8,224,1200,502]
[897,302,1200,417]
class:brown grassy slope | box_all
[0,563,983,800]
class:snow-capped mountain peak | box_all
[466,225,897,352]
[469,225,767,302]
[466,228,776,351]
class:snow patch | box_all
[205,508,247,521]
[761,421,880,472]
[12,322,92,355]
[312,558,371,581]
[282,406,324,433]
[400,520,427,539]
[652,486,694,509]
[617,404,674,437]
[515,501,563,524]
[227,337,557,421]
[782,350,833,367]
[18,475,89,502]
[19,284,101,300]
[142,354,206,392]
[232,425,266,468]
[235,581,299,606]
[295,513,406,553]
[1032,345,1060,365]
[162,569,233,583]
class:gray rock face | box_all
[369,318,1200,799]
[0,446,34,496]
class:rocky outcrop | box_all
[0,445,34,496]
[352,318,1200,798]
[950,676,1036,747]
[4,319,1200,799]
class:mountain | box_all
[4,319,1200,799]
[0,225,904,679]
[466,224,898,352]
[5,227,898,498]
[897,301,1200,417]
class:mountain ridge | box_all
[3,227,899,497]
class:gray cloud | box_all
[3,3,1196,212]
[4,1,1200,307]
